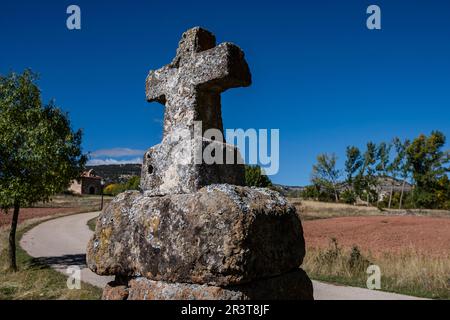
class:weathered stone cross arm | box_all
[145,27,251,104]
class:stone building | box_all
[69,169,103,195]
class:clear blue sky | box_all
[1,0,449,185]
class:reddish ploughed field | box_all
[0,208,79,227]
[303,216,450,257]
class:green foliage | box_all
[301,185,320,200]
[124,175,140,190]
[353,142,378,204]
[0,70,87,270]
[244,165,272,187]
[309,132,450,209]
[103,184,123,196]
[103,176,141,196]
[345,146,362,186]
[340,189,357,204]
[406,131,450,208]
[0,70,86,210]
[376,142,392,175]
[311,153,341,202]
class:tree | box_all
[311,153,341,202]
[343,146,362,204]
[345,146,363,187]
[406,131,450,208]
[375,142,392,206]
[124,176,140,191]
[0,70,86,271]
[391,137,411,209]
[244,165,272,187]
[104,176,141,196]
[355,142,377,205]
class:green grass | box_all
[0,216,102,300]
[302,240,450,300]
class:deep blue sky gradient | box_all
[1,0,449,185]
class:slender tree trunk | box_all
[8,203,20,272]
[333,185,339,203]
[399,179,406,210]
[388,185,394,209]
[366,191,369,207]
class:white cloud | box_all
[90,148,145,157]
[87,157,143,166]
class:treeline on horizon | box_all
[302,131,450,210]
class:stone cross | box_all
[141,27,251,196]
[146,27,251,137]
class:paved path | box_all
[312,280,426,300]
[20,211,113,288]
[20,212,426,300]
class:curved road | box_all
[20,212,425,300]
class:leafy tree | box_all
[301,185,320,200]
[375,142,392,206]
[124,176,140,191]
[0,70,86,271]
[340,189,357,204]
[103,183,124,196]
[344,146,363,190]
[311,153,341,202]
[376,142,392,177]
[244,165,272,187]
[391,137,411,209]
[104,176,141,196]
[406,131,450,208]
[355,142,378,205]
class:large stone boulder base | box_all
[103,269,313,300]
[87,184,306,287]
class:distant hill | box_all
[273,184,306,197]
[274,177,413,198]
[86,164,142,184]
[84,165,413,196]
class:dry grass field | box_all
[0,195,113,227]
[291,199,450,221]
[292,199,450,299]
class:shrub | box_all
[340,190,356,204]
[244,165,272,187]
[348,246,370,274]
[103,183,124,196]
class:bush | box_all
[340,190,356,204]
[103,183,124,196]
[301,185,319,200]
[103,176,141,196]
[244,165,272,187]
[124,176,140,190]
[348,246,370,273]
